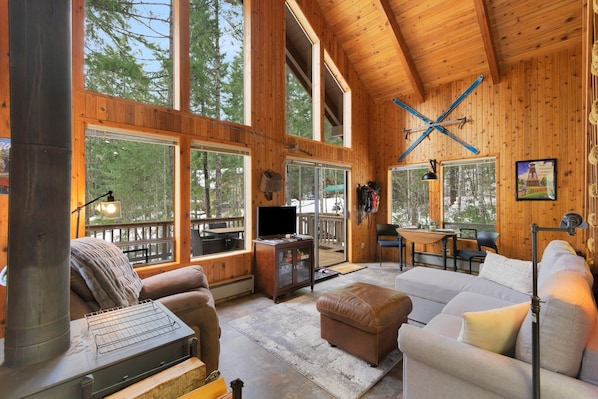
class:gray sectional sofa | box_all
[395,240,598,398]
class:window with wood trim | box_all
[190,143,249,257]
[285,1,351,147]
[390,165,430,226]
[83,0,245,123]
[85,127,176,265]
[442,158,497,232]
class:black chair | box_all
[203,222,227,239]
[456,231,499,274]
[191,228,225,255]
[376,223,406,270]
[191,229,202,256]
[209,222,227,229]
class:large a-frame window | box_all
[285,1,351,147]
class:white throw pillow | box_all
[479,252,533,294]
[458,302,529,355]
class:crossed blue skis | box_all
[393,74,483,162]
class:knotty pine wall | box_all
[0,0,592,337]
[0,0,377,335]
[372,46,590,265]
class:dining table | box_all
[203,226,245,238]
[396,228,459,271]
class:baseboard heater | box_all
[210,275,254,302]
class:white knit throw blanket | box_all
[70,237,143,309]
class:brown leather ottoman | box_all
[315,282,412,366]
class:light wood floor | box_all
[317,246,345,268]
[215,261,408,398]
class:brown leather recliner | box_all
[69,237,220,374]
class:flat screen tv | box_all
[257,206,297,238]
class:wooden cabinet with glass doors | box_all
[253,238,314,302]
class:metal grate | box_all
[85,300,180,354]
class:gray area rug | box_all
[229,294,402,399]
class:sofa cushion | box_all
[455,279,529,306]
[538,252,593,288]
[395,266,477,304]
[423,313,463,339]
[479,252,533,294]
[458,302,529,355]
[539,239,576,267]
[579,316,598,385]
[516,271,597,377]
[442,291,522,317]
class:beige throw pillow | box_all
[458,302,529,355]
[479,252,533,294]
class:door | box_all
[286,162,348,269]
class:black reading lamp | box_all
[422,159,438,181]
[72,190,121,238]
[530,211,587,399]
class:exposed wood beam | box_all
[377,0,425,102]
[473,0,500,83]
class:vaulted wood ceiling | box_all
[315,0,583,102]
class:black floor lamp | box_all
[72,190,121,238]
[530,211,587,399]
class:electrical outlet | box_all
[360,242,365,249]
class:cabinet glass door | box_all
[277,249,294,288]
[294,246,311,285]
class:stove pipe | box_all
[4,0,72,367]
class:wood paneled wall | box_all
[0,0,591,336]
[372,46,588,265]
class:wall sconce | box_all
[530,211,587,399]
[422,159,438,181]
[72,190,121,238]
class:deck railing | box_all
[297,213,345,250]
[85,213,345,265]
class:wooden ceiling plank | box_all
[377,0,425,102]
[473,0,500,83]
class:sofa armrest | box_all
[158,291,220,375]
[139,266,220,374]
[139,266,209,301]
[399,324,598,399]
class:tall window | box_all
[390,165,430,226]
[323,57,349,146]
[285,4,314,139]
[285,1,351,147]
[85,127,176,264]
[442,158,496,231]
[286,64,313,138]
[189,0,245,122]
[83,0,245,123]
[84,0,174,106]
[190,144,249,257]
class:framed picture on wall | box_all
[515,158,557,201]
[0,138,9,195]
